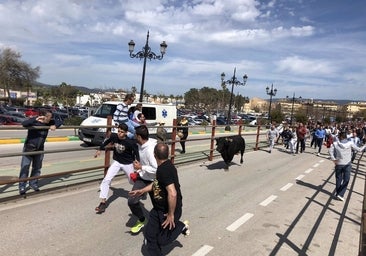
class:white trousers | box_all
[289,138,297,153]
[99,160,135,199]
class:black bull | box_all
[215,135,245,170]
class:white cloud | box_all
[276,56,336,76]
[0,0,364,100]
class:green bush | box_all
[63,116,84,126]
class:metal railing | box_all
[0,119,268,197]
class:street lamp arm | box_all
[129,48,165,60]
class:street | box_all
[0,146,363,256]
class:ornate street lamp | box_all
[287,93,302,125]
[128,31,167,102]
[266,84,277,123]
[221,68,248,131]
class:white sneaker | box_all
[337,195,344,201]
[182,220,190,237]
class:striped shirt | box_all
[113,102,129,124]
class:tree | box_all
[131,86,137,95]
[51,82,79,106]
[0,48,40,105]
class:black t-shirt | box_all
[99,133,139,164]
[152,160,182,212]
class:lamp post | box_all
[287,93,302,125]
[221,68,248,131]
[266,84,277,124]
[128,31,168,103]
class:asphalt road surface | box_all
[0,145,364,256]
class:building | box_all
[0,90,37,105]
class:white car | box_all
[249,119,257,126]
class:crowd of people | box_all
[268,121,366,157]
[267,120,366,202]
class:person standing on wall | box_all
[177,116,189,154]
[113,93,136,138]
[19,109,57,196]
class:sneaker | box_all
[131,219,147,233]
[95,202,107,214]
[317,153,320,156]
[19,187,26,196]
[337,195,345,201]
[182,220,190,237]
[30,185,40,192]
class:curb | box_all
[0,136,80,145]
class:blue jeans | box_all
[316,137,324,153]
[19,152,44,189]
[334,163,351,197]
[114,119,137,139]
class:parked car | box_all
[24,108,39,117]
[249,119,257,126]
[0,114,26,125]
[216,117,227,125]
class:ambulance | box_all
[78,101,177,145]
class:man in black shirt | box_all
[129,143,189,255]
[94,123,139,213]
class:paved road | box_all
[0,146,364,256]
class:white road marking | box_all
[280,183,293,191]
[313,163,320,168]
[226,213,254,232]
[295,174,305,181]
[305,168,313,174]
[192,245,214,256]
[259,195,277,207]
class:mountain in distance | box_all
[34,81,104,94]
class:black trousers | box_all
[128,177,153,220]
[144,208,184,256]
[296,138,305,153]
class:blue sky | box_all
[0,0,365,101]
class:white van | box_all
[78,101,177,145]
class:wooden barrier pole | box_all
[170,119,178,164]
[255,125,261,151]
[209,120,216,161]
[104,116,112,176]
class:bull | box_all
[215,135,245,170]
